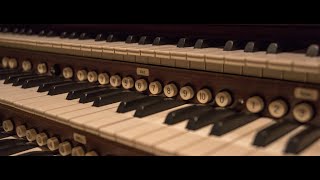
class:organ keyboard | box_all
[0,24,319,156]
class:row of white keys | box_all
[98,104,192,147]
[177,117,274,156]
[53,102,121,125]
[247,125,307,156]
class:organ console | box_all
[0,24,319,156]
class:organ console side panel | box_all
[0,24,319,156]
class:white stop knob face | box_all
[268,99,288,118]
[63,67,73,79]
[98,73,110,85]
[215,91,232,107]
[16,125,27,138]
[85,151,98,156]
[47,137,60,151]
[8,58,17,69]
[122,77,134,89]
[26,129,37,142]
[88,71,98,83]
[22,60,32,72]
[164,83,178,98]
[135,79,148,92]
[196,89,212,104]
[72,146,85,156]
[110,75,122,87]
[2,57,9,68]
[149,81,162,95]
[36,133,48,147]
[179,86,195,100]
[2,120,14,132]
[37,63,47,74]
[246,96,265,113]
[59,141,72,156]
[293,103,314,123]
[77,70,88,81]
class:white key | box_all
[250,126,307,156]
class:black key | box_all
[210,112,260,136]
[79,88,120,103]
[224,40,245,51]
[4,73,34,84]
[26,29,33,35]
[38,81,74,92]
[177,38,195,48]
[134,99,186,118]
[125,35,139,44]
[60,32,68,38]
[187,108,236,130]
[194,39,209,49]
[22,77,63,89]
[285,127,320,154]
[138,36,153,45]
[244,41,269,52]
[19,28,26,34]
[0,71,27,80]
[13,28,19,33]
[93,91,144,107]
[95,34,106,41]
[306,44,319,57]
[12,75,48,86]
[0,143,37,156]
[0,132,11,139]
[38,30,46,36]
[165,105,213,125]
[117,96,163,113]
[79,32,93,40]
[48,82,92,95]
[267,42,282,54]
[18,150,55,156]
[0,139,26,150]
[153,37,171,46]
[46,30,56,37]
[253,120,300,147]
[69,32,79,39]
[106,34,123,42]
[66,86,101,100]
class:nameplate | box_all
[73,133,87,145]
[294,87,318,101]
[136,67,149,76]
